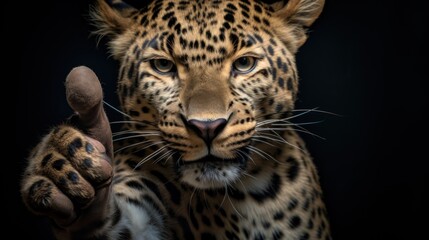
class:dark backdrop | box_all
[11,0,428,239]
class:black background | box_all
[11,0,428,239]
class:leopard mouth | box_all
[180,154,246,166]
[174,151,248,189]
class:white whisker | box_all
[246,147,268,161]
[162,152,176,165]
[113,133,161,142]
[251,138,277,147]
[103,101,131,118]
[135,144,171,169]
[292,108,340,116]
[256,127,297,131]
[112,129,160,137]
[110,120,157,127]
[153,149,175,164]
[247,145,285,165]
[252,134,285,144]
[254,132,287,142]
[256,126,325,139]
[225,185,243,218]
[242,171,257,180]
[174,153,184,167]
[218,186,228,210]
[236,149,255,165]
[256,107,337,128]
[271,120,324,126]
[188,187,198,217]
[269,130,304,151]
[114,140,154,153]
[287,127,325,140]
[236,176,248,192]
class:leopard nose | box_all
[187,118,227,144]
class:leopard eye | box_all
[150,59,176,74]
[232,56,256,73]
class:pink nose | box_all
[187,118,227,144]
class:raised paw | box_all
[21,125,112,226]
[21,67,114,235]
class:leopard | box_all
[20,0,331,239]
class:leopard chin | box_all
[175,154,248,189]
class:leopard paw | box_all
[21,125,112,226]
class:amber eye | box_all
[232,56,256,73]
[151,59,176,73]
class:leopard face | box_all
[94,0,324,189]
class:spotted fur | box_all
[21,0,330,239]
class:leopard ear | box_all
[90,0,137,59]
[271,0,325,53]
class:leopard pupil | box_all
[238,57,248,66]
[159,59,169,67]
[158,59,170,69]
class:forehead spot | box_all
[137,0,276,61]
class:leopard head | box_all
[92,0,324,189]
